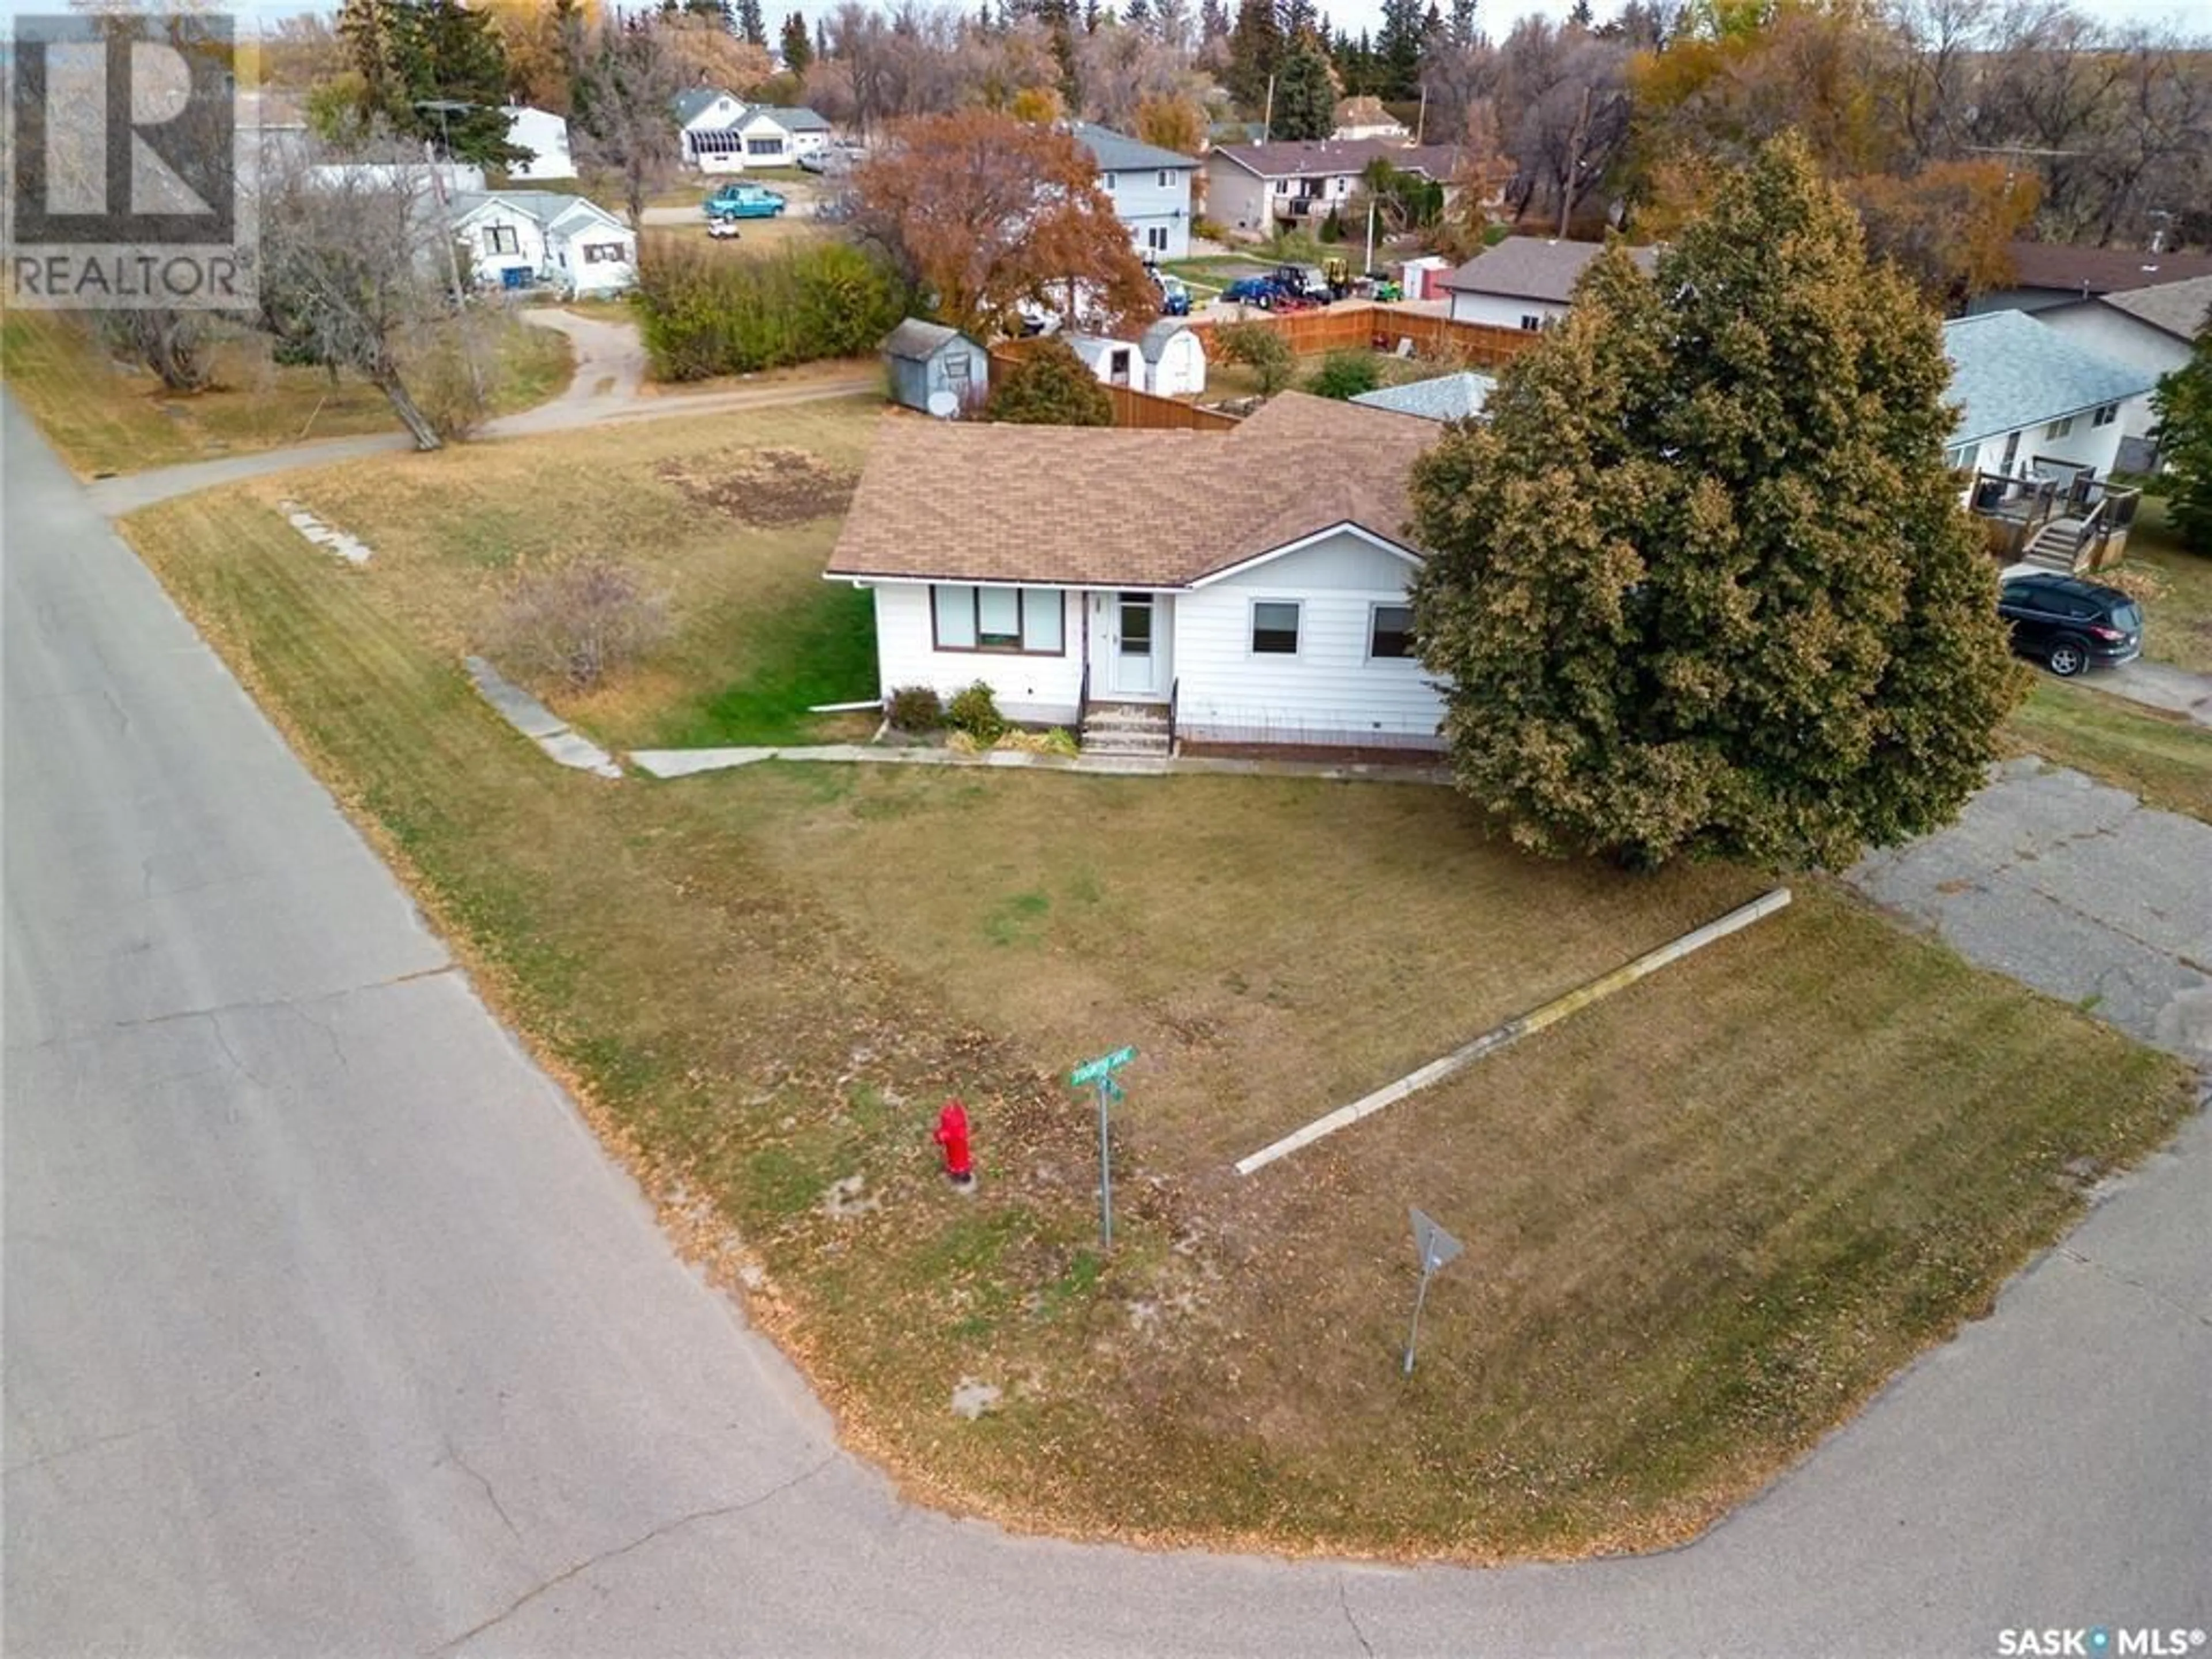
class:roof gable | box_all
[1942,310,2160,442]
[880,319,978,361]
[2097,274,2212,343]
[1351,370,1495,422]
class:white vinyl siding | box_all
[1172,531,1444,749]
[872,584,1082,725]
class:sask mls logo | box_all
[6,11,253,309]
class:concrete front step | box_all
[1084,707,1171,729]
[1082,731,1172,756]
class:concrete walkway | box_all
[631,741,1451,783]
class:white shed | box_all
[1062,333,1142,388]
[1138,319,1206,398]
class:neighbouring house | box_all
[1944,309,2159,570]
[1964,241,2212,319]
[1063,333,1144,388]
[453,191,638,298]
[674,87,751,171]
[2033,274,2212,463]
[1332,96,1410,142]
[1138,319,1206,398]
[501,105,574,182]
[1204,138,1463,241]
[1441,236,1658,330]
[1350,370,1495,422]
[825,393,1446,755]
[1070,123,1201,262]
[881,319,989,417]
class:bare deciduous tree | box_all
[571,16,685,232]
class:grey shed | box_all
[881,319,989,418]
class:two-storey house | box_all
[1070,123,1201,262]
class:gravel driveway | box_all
[1849,757,2212,1062]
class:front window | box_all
[942,350,971,384]
[931,585,1064,654]
[1369,604,1414,660]
[582,243,624,264]
[747,136,784,156]
[1157,169,1172,187]
[2044,415,2074,439]
[1519,313,1542,331]
[1103,171,1118,190]
[1945,444,1974,470]
[2093,403,2119,427]
[1146,226,1168,251]
[483,224,520,255]
[1251,600,1301,655]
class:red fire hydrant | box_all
[934,1099,974,1187]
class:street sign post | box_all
[1069,1047,1137,1250]
[1403,1206,1464,1377]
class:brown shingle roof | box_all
[2004,240,2212,297]
[2097,274,2212,342]
[1210,137,1463,181]
[826,393,1436,587]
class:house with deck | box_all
[1203,138,1463,241]
[1943,310,2158,571]
[825,395,1443,757]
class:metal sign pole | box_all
[1402,1207,1463,1377]
[1096,1077,1114,1252]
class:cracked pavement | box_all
[6,392,2209,1657]
[1849,756,2212,1062]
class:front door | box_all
[1108,592,1162,698]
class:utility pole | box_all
[1263,73,1274,143]
[1415,81,1427,145]
[417,99,486,406]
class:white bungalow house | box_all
[501,105,574,181]
[1138,319,1206,398]
[1943,309,2160,570]
[825,394,1444,755]
[452,191,638,298]
[674,87,750,171]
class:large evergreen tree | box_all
[2150,306,2212,552]
[1408,134,2022,870]
[736,0,767,47]
[779,10,813,73]
[1372,0,1424,100]
[1224,0,1282,114]
[1271,29,1336,141]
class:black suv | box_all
[1996,572,2143,677]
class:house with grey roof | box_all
[1351,370,1495,423]
[1070,123,1200,262]
[1964,240,2212,317]
[453,190,637,298]
[2033,274,2211,457]
[1441,237,1658,331]
[673,88,748,169]
[825,393,1444,756]
[1942,310,2158,569]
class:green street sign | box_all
[1069,1045,1137,1087]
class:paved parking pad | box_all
[1849,757,2212,1062]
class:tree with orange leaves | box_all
[851,109,1157,342]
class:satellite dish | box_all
[926,389,960,419]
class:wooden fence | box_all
[1183,304,1539,373]
[986,347,1241,432]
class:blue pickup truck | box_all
[703,183,786,222]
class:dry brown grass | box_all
[245,400,880,748]
[0,309,574,479]
[119,409,2196,1560]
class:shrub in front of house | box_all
[946,680,1006,743]
[886,684,944,731]
[634,241,910,381]
[487,554,672,691]
[983,337,1113,427]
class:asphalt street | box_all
[5,392,2209,1658]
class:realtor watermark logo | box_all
[5,10,255,309]
[1999,1627,2208,1656]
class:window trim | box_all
[2092,402,2119,427]
[483,224,521,255]
[1944,444,1974,470]
[929,584,1066,656]
[1518,313,1543,331]
[2044,415,2074,440]
[1366,601,1415,662]
[1249,597,1302,657]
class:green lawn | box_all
[116,406,2196,1559]
[2111,496,2212,675]
[1,309,574,479]
[2003,678,2212,824]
